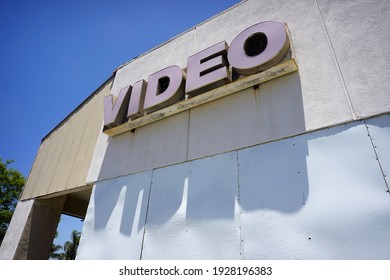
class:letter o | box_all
[228,21,290,75]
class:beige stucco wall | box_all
[21,79,113,200]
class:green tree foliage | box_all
[50,228,82,260]
[50,230,81,260]
[50,243,64,260]
[50,230,65,260]
[63,230,81,260]
[0,158,25,245]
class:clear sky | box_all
[0,0,240,255]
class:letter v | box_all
[103,86,131,129]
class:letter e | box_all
[143,65,184,113]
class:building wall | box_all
[86,0,390,184]
[21,79,113,200]
[20,0,390,200]
[77,0,390,259]
[12,0,390,259]
[77,115,390,259]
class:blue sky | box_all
[0,0,240,254]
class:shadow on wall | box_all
[76,71,310,259]
[78,69,390,258]
[92,172,151,235]
[90,71,308,231]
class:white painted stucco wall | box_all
[78,0,390,259]
[86,0,390,183]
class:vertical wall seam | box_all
[313,0,357,120]
[235,150,244,259]
[192,26,197,53]
[185,26,197,162]
[253,86,262,138]
[66,97,95,190]
[186,110,191,161]
[139,169,155,260]
[364,120,390,193]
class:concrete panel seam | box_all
[235,150,244,259]
[139,169,154,260]
[236,151,242,203]
[364,120,390,194]
[192,26,197,55]
[313,0,357,120]
[20,145,44,200]
[186,110,191,161]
